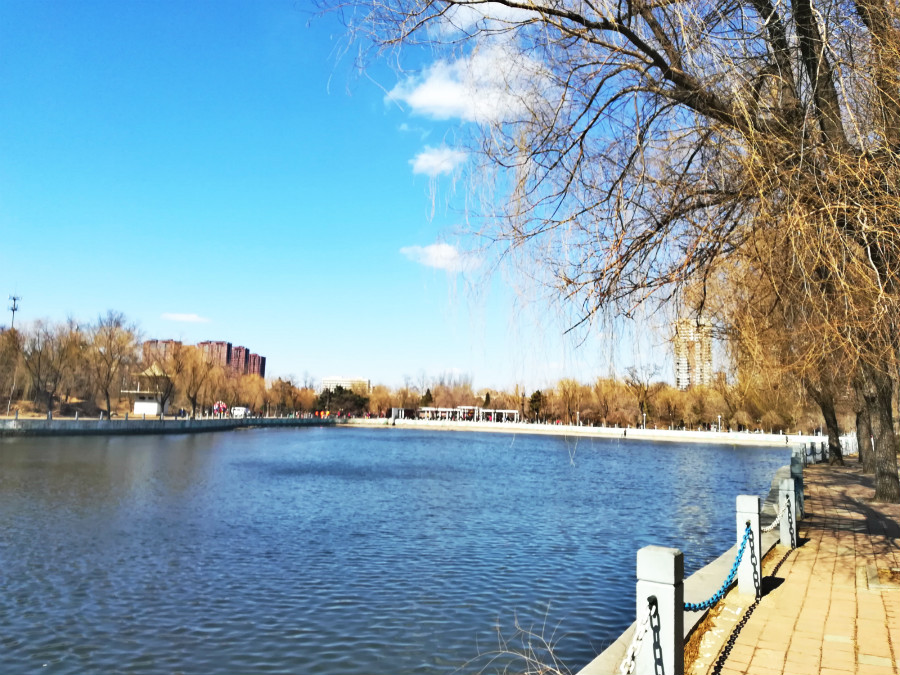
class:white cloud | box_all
[410,146,467,176]
[400,242,479,272]
[437,3,538,35]
[387,44,547,124]
[161,313,209,323]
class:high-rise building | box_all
[143,338,266,377]
[231,346,250,375]
[247,353,266,378]
[673,318,712,390]
[198,341,232,368]
[142,339,182,364]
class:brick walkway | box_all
[696,464,900,675]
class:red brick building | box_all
[198,341,232,368]
[248,353,266,378]
[231,346,249,375]
[142,339,182,365]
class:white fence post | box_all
[791,448,805,518]
[635,545,684,675]
[779,478,798,548]
[736,495,761,598]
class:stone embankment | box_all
[0,416,337,437]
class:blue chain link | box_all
[683,524,752,612]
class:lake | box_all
[0,427,789,674]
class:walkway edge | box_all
[577,466,789,675]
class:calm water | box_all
[0,427,789,674]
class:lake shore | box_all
[344,416,822,447]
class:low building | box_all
[122,363,171,416]
[321,377,370,394]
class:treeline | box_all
[273,370,828,433]
[0,313,830,431]
[0,312,268,417]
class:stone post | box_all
[790,448,805,518]
[779,478,797,548]
[635,545,684,675]
[736,495,761,598]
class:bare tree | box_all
[329,0,900,500]
[88,310,139,416]
[20,320,82,412]
[624,366,659,426]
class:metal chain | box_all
[761,495,790,533]
[618,596,658,675]
[684,524,752,612]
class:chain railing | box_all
[618,596,658,675]
[761,495,790,533]
[683,524,752,612]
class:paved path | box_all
[695,464,900,675]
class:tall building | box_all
[247,353,266,378]
[142,339,182,364]
[231,346,250,375]
[143,338,266,377]
[673,318,713,390]
[198,341,232,368]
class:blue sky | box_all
[0,1,673,390]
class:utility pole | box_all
[8,295,19,328]
[6,295,20,415]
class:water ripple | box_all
[0,428,788,674]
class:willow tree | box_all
[328,0,900,499]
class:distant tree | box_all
[88,310,139,415]
[20,320,83,412]
[368,384,393,416]
[176,346,217,417]
[556,378,583,424]
[624,366,661,425]
[238,374,267,413]
[0,328,23,410]
[483,391,491,408]
[420,388,433,407]
[528,390,544,421]
[317,385,368,416]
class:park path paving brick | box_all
[692,463,900,675]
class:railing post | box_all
[635,545,684,675]
[790,448,805,518]
[736,495,761,598]
[779,478,797,548]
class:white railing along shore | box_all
[578,440,848,675]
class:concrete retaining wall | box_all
[0,416,338,437]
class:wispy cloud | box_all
[387,44,547,124]
[400,242,479,272]
[410,146,467,176]
[437,2,538,34]
[161,312,209,323]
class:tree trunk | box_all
[820,394,844,466]
[854,382,875,473]
[860,362,900,502]
[806,380,844,465]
